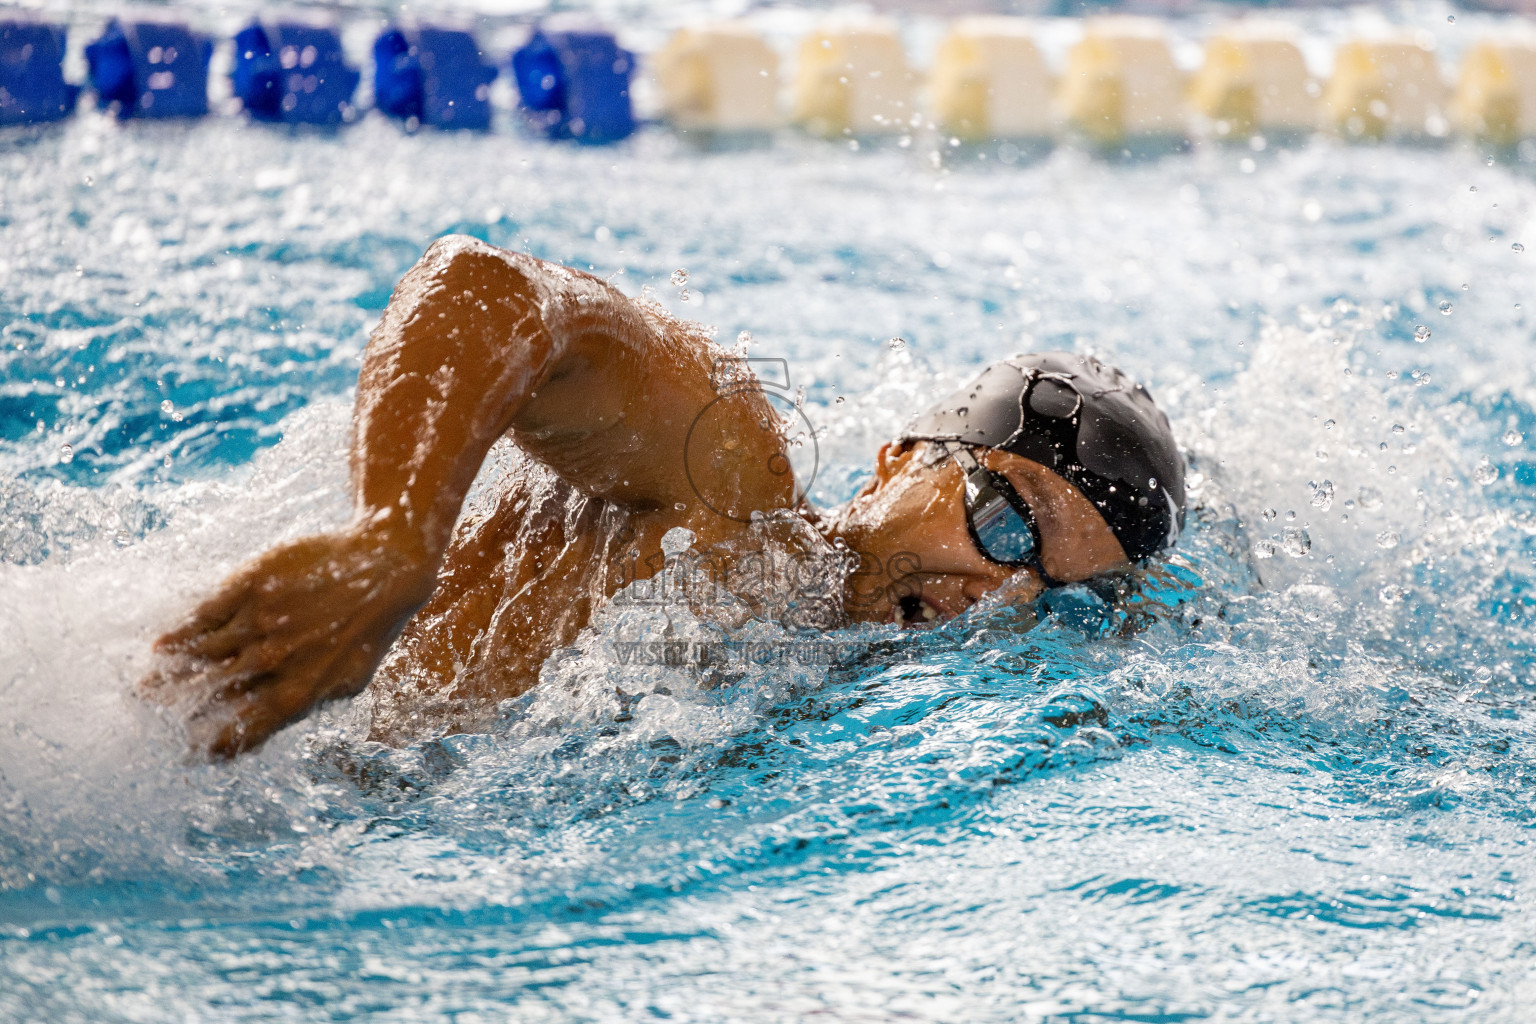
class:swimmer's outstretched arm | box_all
[140,236,721,758]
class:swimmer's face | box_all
[833,441,1130,627]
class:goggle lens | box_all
[970,491,1039,565]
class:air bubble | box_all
[1439,301,1453,315]
[1262,507,1278,522]
[1392,423,1405,435]
[1358,486,1383,510]
[160,399,174,414]
[678,288,690,302]
[1285,510,1297,522]
[1514,243,1526,253]
[1474,457,1499,485]
[887,337,907,351]
[1376,530,1400,549]
[1323,418,1335,430]
[1309,480,1334,510]
[59,443,73,464]
[1414,325,1431,342]
[670,268,689,286]
[1502,429,1523,446]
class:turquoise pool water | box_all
[4,27,1536,1020]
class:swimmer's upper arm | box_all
[349,236,731,569]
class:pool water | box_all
[5,18,1536,1021]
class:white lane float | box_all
[929,17,1055,142]
[792,19,917,137]
[1188,25,1318,139]
[653,24,781,133]
[1325,36,1448,140]
[1453,38,1536,145]
[1058,17,1187,146]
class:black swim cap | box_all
[899,352,1185,563]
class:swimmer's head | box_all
[831,353,1185,627]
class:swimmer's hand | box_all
[138,526,434,759]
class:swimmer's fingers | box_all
[186,645,376,759]
[152,578,256,655]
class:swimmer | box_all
[139,236,1185,758]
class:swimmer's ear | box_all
[872,440,922,483]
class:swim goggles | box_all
[943,442,1060,587]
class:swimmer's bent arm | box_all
[140,236,709,758]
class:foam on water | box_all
[4,33,1536,1020]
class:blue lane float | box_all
[85,20,210,119]
[374,25,498,130]
[0,20,79,125]
[232,22,358,126]
[512,29,635,143]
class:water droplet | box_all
[887,337,907,351]
[1254,539,1277,559]
[1514,243,1526,253]
[59,443,73,464]
[160,399,174,414]
[1447,13,1456,21]
[1376,530,1400,549]
[1285,510,1297,522]
[1414,325,1431,342]
[671,268,689,286]
[1323,418,1335,430]
[660,526,695,557]
[1281,528,1311,557]
[1391,423,1405,435]
[1148,477,1157,490]
[1474,456,1499,485]
[834,396,846,404]
[1439,301,1453,315]
[678,288,690,302]
[1379,584,1406,605]
[1358,486,1383,510]
[1502,429,1523,446]
[674,502,687,511]
[1309,480,1334,510]
[1262,507,1278,522]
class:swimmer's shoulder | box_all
[418,235,607,297]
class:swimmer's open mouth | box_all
[893,593,940,628]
